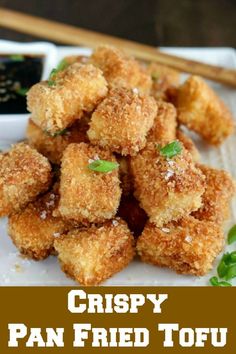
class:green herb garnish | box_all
[217,253,231,278]
[16,87,29,96]
[228,224,236,244]
[225,264,236,281]
[47,60,69,87]
[209,276,232,287]
[151,73,159,81]
[10,54,24,61]
[159,141,182,159]
[88,160,119,173]
[45,129,68,137]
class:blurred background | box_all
[0,0,235,47]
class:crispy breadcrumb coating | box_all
[118,195,148,237]
[177,129,200,162]
[137,217,224,276]
[147,62,180,100]
[0,143,52,217]
[26,116,89,164]
[192,164,236,224]
[177,75,234,145]
[131,142,205,227]
[90,45,152,94]
[8,188,73,260]
[147,102,177,144]
[58,143,121,223]
[87,87,157,155]
[54,218,135,285]
[27,63,108,134]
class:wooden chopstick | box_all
[1,7,236,87]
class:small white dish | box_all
[0,40,58,144]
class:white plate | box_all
[0,46,236,286]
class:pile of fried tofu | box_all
[0,45,235,285]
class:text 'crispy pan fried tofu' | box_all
[192,164,236,225]
[54,218,135,285]
[27,63,108,134]
[177,75,234,145]
[147,62,180,101]
[131,142,205,227]
[87,87,157,156]
[26,116,89,164]
[58,143,121,223]
[8,189,72,260]
[137,217,224,276]
[90,45,152,94]
[147,102,177,145]
[176,129,200,162]
[0,143,52,217]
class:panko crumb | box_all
[27,63,108,134]
[0,143,52,217]
[90,45,152,94]
[137,216,224,276]
[54,218,135,285]
[58,143,121,224]
[176,75,234,145]
[131,142,205,227]
[87,87,157,156]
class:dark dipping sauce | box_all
[0,54,44,114]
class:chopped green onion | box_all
[151,73,159,80]
[56,59,69,72]
[209,276,231,287]
[10,54,24,61]
[88,160,119,173]
[16,87,29,96]
[159,141,182,159]
[228,224,236,244]
[225,264,236,281]
[47,60,68,87]
[45,129,68,137]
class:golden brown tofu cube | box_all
[116,156,133,196]
[0,143,52,217]
[147,102,177,144]
[192,164,235,225]
[87,87,157,156]
[8,189,72,260]
[177,76,234,145]
[147,62,180,100]
[58,143,121,223]
[137,217,224,276]
[54,218,135,285]
[176,129,200,162]
[27,63,108,134]
[131,142,205,227]
[90,45,152,94]
[118,195,148,237]
[26,116,89,164]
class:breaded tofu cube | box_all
[87,87,157,155]
[54,218,135,285]
[177,76,234,145]
[90,45,152,94]
[131,142,205,227]
[147,102,177,144]
[27,63,108,134]
[176,129,200,162]
[0,143,52,217]
[26,116,89,164]
[8,188,72,260]
[192,164,235,224]
[118,195,148,237]
[137,217,224,276]
[147,62,180,100]
[58,143,121,223]
[117,156,133,196]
